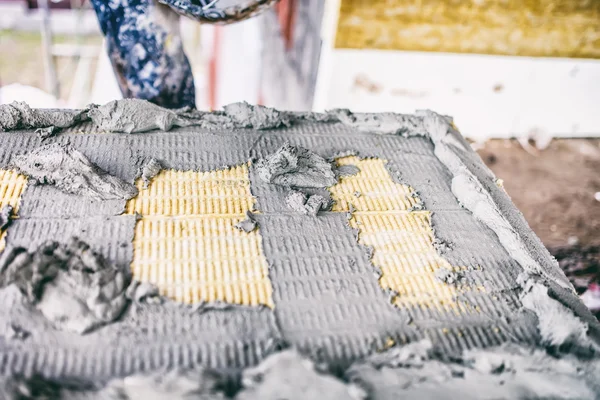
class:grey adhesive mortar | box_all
[0,124,282,382]
[11,143,138,201]
[139,158,163,189]
[2,344,599,399]
[0,238,130,334]
[3,99,290,135]
[0,279,281,378]
[0,102,598,395]
[284,190,331,216]
[85,99,287,134]
[255,142,337,188]
[234,212,258,233]
[0,205,13,231]
[346,340,600,400]
[0,102,88,132]
[87,100,198,133]
[247,127,539,353]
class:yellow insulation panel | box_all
[329,157,467,312]
[126,165,273,307]
[0,169,28,253]
[336,0,600,58]
[125,167,255,216]
[0,169,28,212]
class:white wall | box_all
[317,50,600,140]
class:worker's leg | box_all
[90,0,196,109]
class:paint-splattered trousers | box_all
[90,0,278,109]
[90,0,197,109]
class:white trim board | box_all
[313,0,341,112]
[315,49,600,140]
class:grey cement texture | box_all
[346,339,600,400]
[87,99,288,134]
[222,102,289,130]
[255,143,337,188]
[0,101,599,397]
[284,189,331,216]
[0,204,13,231]
[0,101,88,132]
[2,343,599,399]
[11,143,139,201]
[0,238,131,334]
[2,99,291,135]
[87,100,197,133]
[234,211,258,233]
[138,157,163,189]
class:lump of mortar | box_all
[0,375,61,400]
[347,340,600,400]
[223,102,290,130]
[409,202,425,211]
[419,111,573,291]
[0,204,13,231]
[433,238,453,255]
[0,103,20,131]
[11,143,138,201]
[35,126,56,140]
[0,238,130,334]
[0,369,227,400]
[336,164,360,178]
[0,101,88,131]
[235,211,258,233]
[256,143,337,188]
[286,110,340,124]
[140,158,162,189]
[434,268,466,286]
[238,350,365,400]
[126,281,160,303]
[329,108,427,135]
[87,99,196,133]
[6,324,30,340]
[362,339,432,369]
[286,191,308,213]
[520,278,596,352]
[99,368,227,400]
[285,190,332,216]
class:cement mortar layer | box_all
[11,143,138,201]
[0,204,13,231]
[234,211,258,233]
[0,102,88,132]
[2,342,599,399]
[138,158,162,190]
[0,101,599,396]
[0,238,131,334]
[1,99,290,134]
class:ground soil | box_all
[478,139,600,249]
[478,139,600,314]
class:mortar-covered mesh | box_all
[0,169,28,252]
[329,156,471,312]
[125,165,273,307]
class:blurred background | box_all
[0,0,599,315]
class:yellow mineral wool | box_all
[0,169,28,252]
[336,0,600,58]
[126,165,273,307]
[329,156,470,312]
